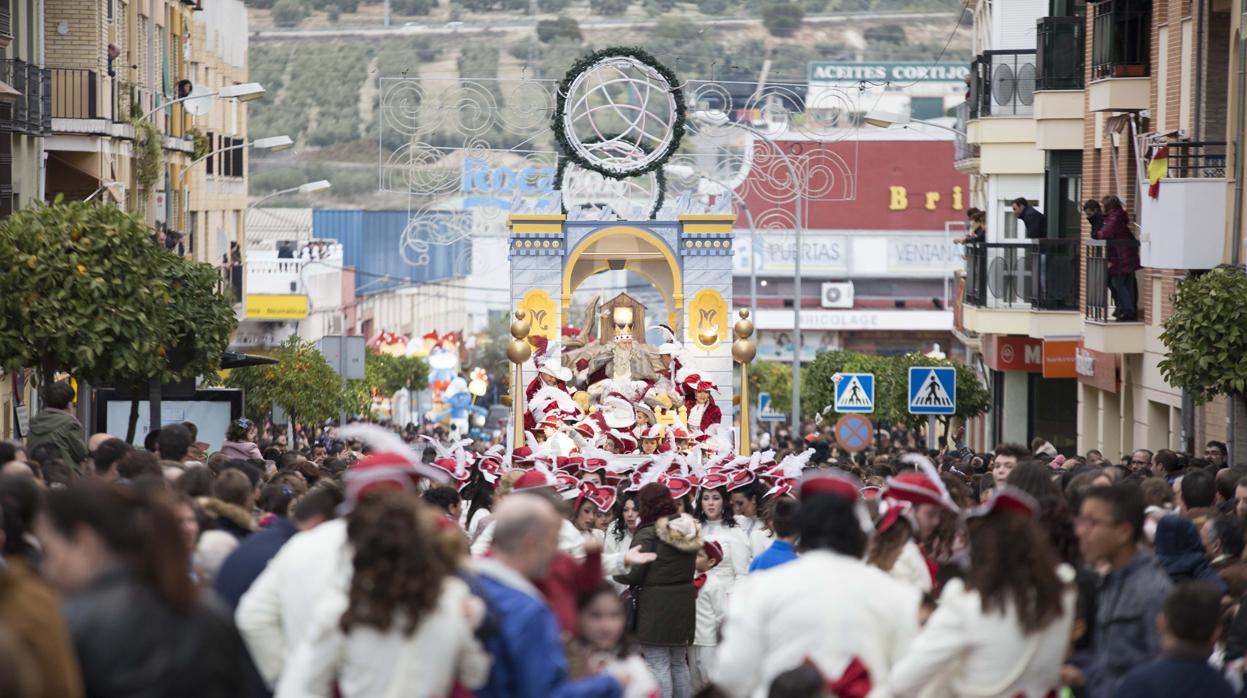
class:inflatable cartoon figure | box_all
[430,377,488,436]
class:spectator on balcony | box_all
[1097,195,1140,322]
[1083,199,1105,237]
[1011,197,1046,239]
[954,208,985,245]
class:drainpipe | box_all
[1233,2,1247,269]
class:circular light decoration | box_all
[556,155,664,220]
[554,47,685,178]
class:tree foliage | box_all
[537,16,582,44]
[762,1,805,37]
[225,336,352,425]
[1159,267,1247,401]
[365,351,430,395]
[272,0,307,27]
[749,360,795,414]
[0,200,235,387]
[802,350,988,430]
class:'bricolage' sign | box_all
[808,62,971,84]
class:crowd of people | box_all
[1,379,1245,697]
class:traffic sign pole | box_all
[927,415,937,450]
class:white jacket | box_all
[715,550,921,698]
[736,515,774,557]
[890,539,934,594]
[471,516,586,560]
[694,573,727,647]
[275,576,492,698]
[889,567,1077,698]
[236,518,351,686]
[604,527,634,592]
[701,519,753,587]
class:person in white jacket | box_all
[714,472,920,698]
[697,484,753,595]
[690,540,727,690]
[729,482,774,556]
[276,491,491,698]
[890,487,1076,698]
[236,452,431,687]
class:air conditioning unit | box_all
[821,282,855,309]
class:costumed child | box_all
[690,540,727,690]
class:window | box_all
[1045,150,1082,239]
[205,130,214,175]
[910,96,945,121]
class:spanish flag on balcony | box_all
[1147,145,1169,199]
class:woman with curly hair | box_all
[696,485,752,592]
[604,491,640,586]
[275,491,491,697]
[890,487,1076,698]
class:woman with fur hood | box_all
[613,482,702,698]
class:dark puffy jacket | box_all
[1099,208,1141,276]
[25,408,87,468]
[613,514,701,646]
[64,567,244,698]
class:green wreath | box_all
[555,155,666,220]
[553,46,686,180]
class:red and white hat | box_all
[513,469,557,492]
[664,476,693,500]
[343,451,424,503]
[883,472,959,512]
[702,539,724,565]
[699,472,731,491]
[581,456,609,473]
[576,482,618,513]
[639,424,664,441]
[600,395,636,430]
[797,471,862,501]
[726,469,757,492]
[539,414,562,431]
[671,426,692,441]
[967,486,1038,520]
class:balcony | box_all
[50,68,105,120]
[219,263,243,305]
[1088,0,1150,111]
[969,50,1038,118]
[1084,239,1144,353]
[0,60,50,136]
[1037,16,1085,91]
[0,3,10,48]
[1139,141,1227,270]
[962,240,1082,337]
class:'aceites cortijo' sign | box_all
[808,62,971,84]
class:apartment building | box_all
[956,0,1243,458]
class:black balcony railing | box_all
[1030,239,1081,310]
[0,60,51,135]
[1085,239,1141,322]
[50,68,106,120]
[1162,141,1227,179]
[963,239,1080,311]
[953,101,978,163]
[1037,16,1085,90]
[970,50,1037,118]
[1092,0,1151,80]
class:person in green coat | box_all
[614,482,702,698]
[25,381,87,471]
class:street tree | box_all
[762,1,804,37]
[366,351,430,395]
[1160,267,1247,402]
[225,336,351,427]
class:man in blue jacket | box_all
[474,495,625,698]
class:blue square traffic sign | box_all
[908,366,956,415]
[834,373,875,413]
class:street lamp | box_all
[863,110,968,137]
[247,179,332,210]
[141,82,266,121]
[691,109,805,433]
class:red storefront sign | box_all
[1042,339,1079,379]
[983,335,1044,373]
[1075,342,1120,393]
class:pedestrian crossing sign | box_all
[834,373,875,413]
[908,366,957,415]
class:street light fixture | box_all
[690,109,805,433]
[863,110,968,137]
[247,179,333,210]
[141,82,266,120]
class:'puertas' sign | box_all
[808,62,971,84]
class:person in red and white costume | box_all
[713,471,921,698]
[523,337,574,431]
[682,376,723,435]
[890,487,1076,698]
[881,459,962,595]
